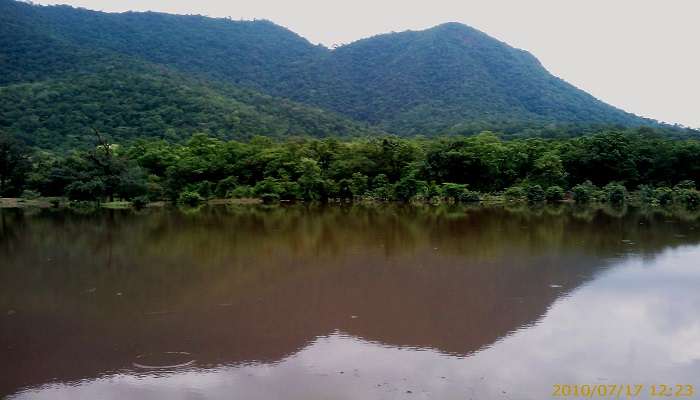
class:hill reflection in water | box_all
[1,204,699,399]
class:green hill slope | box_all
[288,23,652,134]
[0,0,680,142]
[0,62,377,149]
[0,0,323,88]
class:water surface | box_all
[1,205,699,399]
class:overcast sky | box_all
[36,0,700,128]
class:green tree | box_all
[350,172,369,198]
[253,177,284,203]
[603,183,627,205]
[0,133,30,196]
[526,185,545,203]
[178,190,204,206]
[296,157,325,201]
[572,181,597,204]
[531,151,566,187]
[371,174,391,200]
[394,176,424,202]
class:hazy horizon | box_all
[33,0,700,128]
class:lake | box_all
[1,204,699,399]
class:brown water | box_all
[1,204,699,399]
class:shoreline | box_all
[0,197,264,209]
[0,196,693,213]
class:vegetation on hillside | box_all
[3,0,691,138]
[0,63,378,150]
[0,0,323,87]
[290,23,656,134]
[2,1,698,207]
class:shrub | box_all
[459,189,481,203]
[503,186,526,201]
[370,174,391,201]
[215,176,238,198]
[592,189,607,202]
[636,185,655,204]
[65,179,105,201]
[675,180,696,190]
[675,188,700,209]
[604,183,627,205]
[194,181,213,199]
[394,176,423,202]
[337,178,354,200]
[131,195,149,209]
[260,193,280,204]
[423,181,442,201]
[178,190,204,206]
[572,181,596,203]
[253,178,284,200]
[278,180,301,200]
[441,183,468,202]
[673,181,700,209]
[20,189,41,200]
[545,186,565,202]
[526,184,545,203]
[146,175,165,200]
[228,185,253,198]
[350,173,369,197]
[655,187,674,206]
[115,167,149,200]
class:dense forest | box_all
[2,1,699,209]
[3,0,696,141]
[0,63,377,150]
[2,129,699,210]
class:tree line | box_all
[2,129,700,208]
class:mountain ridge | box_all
[1,0,693,149]
[305,21,648,132]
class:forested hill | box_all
[0,1,378,149]
[0,0,693,148]
[0,0,324,87]
[0,61,379,149]
[284,23,653,134]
